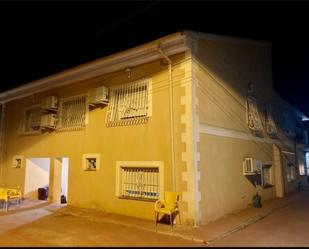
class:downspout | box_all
[157,45,176,192]
[0,103,5,184]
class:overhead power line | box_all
[96,0,162,36]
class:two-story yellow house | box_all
[0,30,307,226]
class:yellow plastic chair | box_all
[0,186,22,212]
[0,188,8,212]
[154,191,181,228]
[7,186,22,207]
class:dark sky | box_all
[0,1,309,117]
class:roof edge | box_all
[184,30,272,46]
[0,32,188,103]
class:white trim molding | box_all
[200,122,294,149]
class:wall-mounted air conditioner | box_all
[40,114,57,129]
[88,86,109,106]
[41,96,58,111]
[243,157,261,175]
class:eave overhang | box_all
[0,32,189,103]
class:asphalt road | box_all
[209,191,309,247]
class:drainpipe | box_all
[158,45,176,192]
[0,103,5,184]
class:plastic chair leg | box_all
[177,211,181,225]
[155,212,159,226]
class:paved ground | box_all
[0,189,308,246]
[209,190,309,247]
[0,201,203,247]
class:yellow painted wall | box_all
[192,36,301,225]
[1,52,193,222]
[281,150,307,195]
[199,133,275,224]
[193,37,273,133]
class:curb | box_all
[204,196,297,245]
[55,192,301,246]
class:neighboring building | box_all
[0,30,308,226]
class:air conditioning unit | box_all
[40,114,57,129]
[88,86,109,106]
[243,157,261,175]
[41,96,58,111]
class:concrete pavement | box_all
[55,188,305,245]
[0,188,306,246]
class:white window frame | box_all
[20,105,41,135]
[82,153,100,171]
[106,78,152,126]
[56,94,88,131]
[115,161,164,201]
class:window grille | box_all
[261,164,273,187]
[20,106,41,134]
[265,106,278,139]
[120,167,159,201]
[247,96,263,134]
[106,79,150,126]
[57,95,87,131]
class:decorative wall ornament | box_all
[12,155,23,168]
[265,106,278,139]
[246,96,263,135]
[82,153,100,171]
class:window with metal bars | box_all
[120,167,159,201]
[20,106,41,134]
[265,106,278,139]
[106,79,150,126]
[247,96,263,135]
[57,95,87,131]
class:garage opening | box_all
[24,158,50,200]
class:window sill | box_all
[118,196,158,202]
[18,131,41,136]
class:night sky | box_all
[0,1,308,118]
